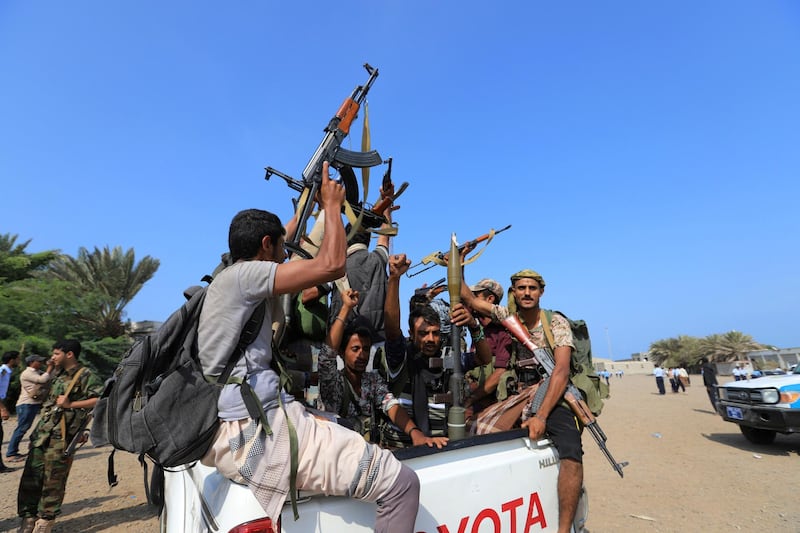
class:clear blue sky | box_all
[2,2,798,360]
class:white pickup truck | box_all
[161,428,587,532]
[717,364,800,444]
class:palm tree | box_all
[45,246,159,337]
[0,233,58,283]
[700,331,763,363]
[649,337,681,366]
[650,336,702,367]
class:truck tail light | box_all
[228,517,279,533]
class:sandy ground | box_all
[1,374,798,532]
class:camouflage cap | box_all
[470,278,504,303]
[510,269,546,289]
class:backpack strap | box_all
[541,309,581,376]
[540,309,556,352]
[221,300,302,520]
[216,300,267,385]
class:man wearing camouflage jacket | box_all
[17,340,103,533]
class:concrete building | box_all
[745,347,800,372]
[594,357,654,376]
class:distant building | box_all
[745,347,800,372]
[594,357,654,376]
[129,320,162,339]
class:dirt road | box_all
[583,374,798,532]
[1,374,797,532]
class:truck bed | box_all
[162,429,579,532]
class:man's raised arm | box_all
[384,253,410,342]
[274,162,347,295]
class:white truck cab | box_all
[717,365,800,444]
[161,428,587,532]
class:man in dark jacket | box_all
[701,358,719,412]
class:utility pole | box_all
[605,326,614,360]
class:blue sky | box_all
[2,2,798,360]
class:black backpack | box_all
[90,284,265,469]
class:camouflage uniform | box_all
[17,364,103,520]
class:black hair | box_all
[2,351,19,364]
[408,293,429,311]
[345,223,370,247]
[53,339,82,360]
[408,304,441,333]
[228,209,285,262]
[340,315,375,352]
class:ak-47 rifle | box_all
[264,63,384,257]
[407,225,512,277]
[265,64,384,347]
[497,309,628,478]
[63,412,92,458]
[414,277,447,299]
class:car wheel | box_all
[739,425,777,445]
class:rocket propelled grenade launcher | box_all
[446,233,466,441]
[497,308,628,478]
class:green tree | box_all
[44,246,159,337]
[81,336,133,379]
[649,335,703,367]
[700,331,764,363]
[0,277,107,340]
[649,337,681,366]
[0,233,58,283]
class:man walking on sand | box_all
[653,365,666,394]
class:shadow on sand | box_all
[702,431,800,457]
[0,496,159,533]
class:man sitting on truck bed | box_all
[319,287,448,449]
[461,269,582,533]
[380,253,492,447]
[198,163,420,533]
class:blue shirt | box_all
[0,364,13,399]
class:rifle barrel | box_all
[406,224,512,277]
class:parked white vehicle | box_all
[161,428,587,532]
[717,364,800,444]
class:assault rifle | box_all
[414,277,447,299]
[407,225,512,277]
[265,164,393,232]
[63,412,92,458]
[264,63,384,257]
[499,311,628,478]
[265,64,384,348]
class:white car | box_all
[718,364,800,444]
[161,429,588,532]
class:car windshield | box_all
[793,365,800,375]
